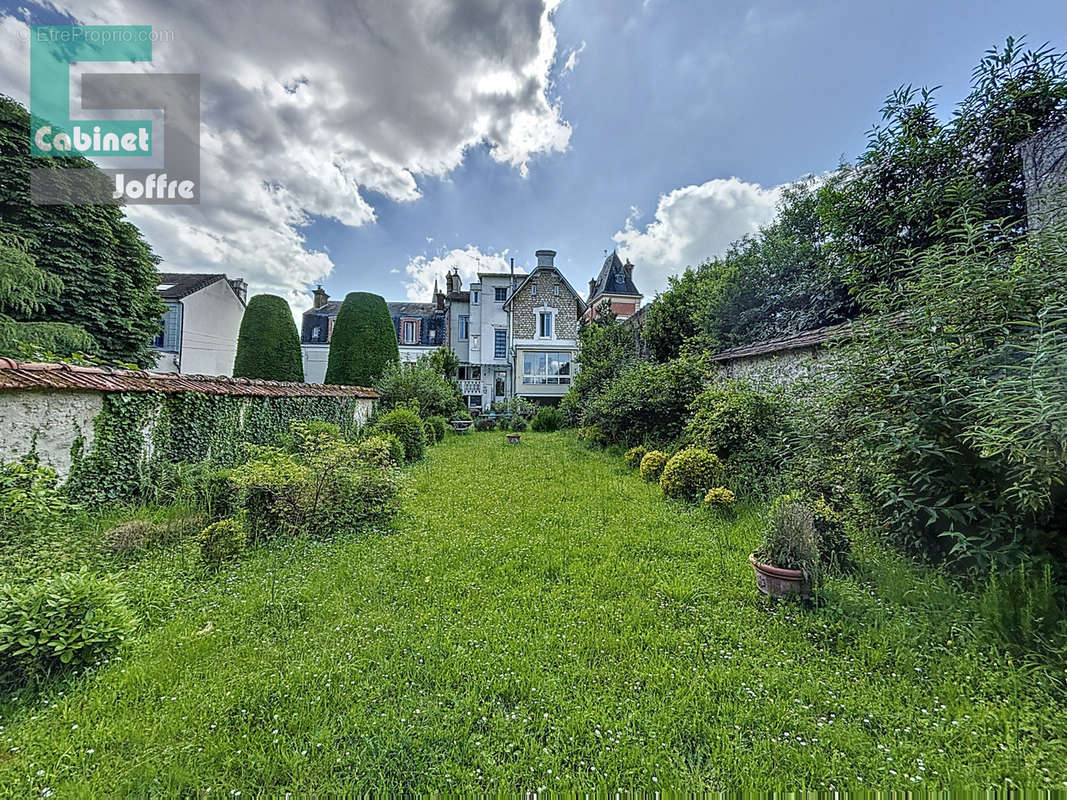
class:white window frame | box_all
[522,351,572,385]
[458,315,469,341]
[472,290,480,304]
[402,320,417,344]
[537,308,554,339]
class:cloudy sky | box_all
[1,0,1065,314]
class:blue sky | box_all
[2,0,1065,310]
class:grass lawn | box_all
[1,432,1064,793]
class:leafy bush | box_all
[684,379,783,459]
[509,416,528,433]
[660,448,725,501]
[584,354,708,447]
[325,292,399,386]
[0,569,136,682]
[231,423,400,541]
[453,408,473,421]
[624,446,648,470]
[563,318,637,427]
[491,397,536,418]
[756,502,819,578]
[372,408,426,462]
[474,416,497,432]
[576,425,609,448]
[0,455,69,536]
[704,487,736,508]
[530,406,564,432]
[639,451,669,482]
[374,359,463,419]
[198,517,248,565]
[424,415,448,443]
[232,294,304,382]
[357,434,402,468]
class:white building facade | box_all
[152,273,247,377]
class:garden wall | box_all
[0,359,377,499]
[710,322,850,385]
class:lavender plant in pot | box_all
[749,501,819,599]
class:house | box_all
[153,273,247,377]
[504,249,585,403]
[438,265,525,410]
[584,250,642,322]
[300,287,446,384]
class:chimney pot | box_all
[624,259,634,276]
[313,285,329,308]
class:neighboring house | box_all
[439,265,525,410]
[300,287,446,384]
[503,249,585,403]
[152,273,247,377]
[584,250,642,322]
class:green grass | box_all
[1,432,1065,793]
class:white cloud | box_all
[563,41,585,72]
[0,1,571,303]
[612,177,784,296]
[403,245,519,301]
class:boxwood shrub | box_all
[660,448,725,501]
[639,450,669,482]
[624,445,648,470]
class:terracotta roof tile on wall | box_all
[0,359,378,399]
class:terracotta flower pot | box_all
[505,433,521,444]
[749,552,810,599]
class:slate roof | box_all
[0,359,377,398]
[305,300,342,316]
[589,251,640,299]
[387,302,436,316]
[156,273,230,300]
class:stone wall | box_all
[511,270,580,339]
[0,391,103,478]
[1021,122,1067,231]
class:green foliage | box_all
[197,517,248,565]
[374,359,462,419]
[639,450,669,482]
[66,391,368,507]
[230,422,399,541]
[642,265,736,361]
[624,445,648,470]
[684,379,782,458]
[530,406,564,432]
[325,292,399,386]
[232,295,304,382]
[800,217,1067,566]
[703,487,736,508]
[584,354,708,447]
[562,316,636,426]
[659,448,725,501]
[372,408,426,462]
[426,345,460,379]
[756,502,819,578]
[474,416,497,432]
[508,416,528,433]
[423,415,448,444]
[0,569,136,683]
[979,564,1066,657]
[0,96,165,367]
[356,434,403,468]
[0,455,69,536]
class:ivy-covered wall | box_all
[0,389,374,505]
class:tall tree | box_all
[232,294,304,382]
[325,292,399,386]
[0,95,164,366]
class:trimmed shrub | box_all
[232,294,304,382]
[639,450,669,482]
[509,416,528,433]
[704,487,736,508]
[530,406,564,432]
[198,517,248,565]
[577,425,608,448]
[373,408,426,462]
[624,445,648,470]
[660,448,725,501]
[0,569,137,682]
[424,415,448,443]
[357,434,402,468]
[325,292,399,386]
[474,416,496,432]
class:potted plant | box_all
[749,501,819,599]
[505,432,521,444]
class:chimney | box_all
[624,259,634,277]
[535,249,556,269]
[433,278,445,311]
[313,285,328,308]
[588,277,597,299]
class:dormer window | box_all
[402,320,417,344]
